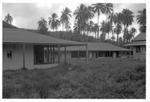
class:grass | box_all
[3,58,146,98]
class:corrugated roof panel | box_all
[3,28,86,46]
[133,33,146,41]
[63,43,131,51]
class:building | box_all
[3,22,86,70]
[61,42,132,60]
[126,33,146,60]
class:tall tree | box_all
[121,9,134,42]
[49,13,60,32]
[4,13,13,24]
[38,18,48,34]
[85,6,94,38]
[104,3,113,21]
[129,27,137,41]
[136,8,146,33]
[60,7,72,31]
[100,21,107,40]
[100,21,112,40]
[74,4,94,34]
[104,3,113,39]
[93,23,99,38]
[114,23,122,43]
[92,3,105,38]
[121,9,134,28]
[108,12,115,40]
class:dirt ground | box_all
[3,57,146,98]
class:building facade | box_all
[126,33,146,60]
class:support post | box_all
[64,46,67,64]
[22,43,26,70]
[86,44,88,63]
[57,45,61,64]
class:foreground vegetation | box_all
[3,58,145,98]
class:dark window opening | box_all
[97,51,113,57]
[136,46,141,53]
[71,51,86,58]
[7,50,12,58]
[34,45,57,64]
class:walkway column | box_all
[113,51,117,58]
[86,44,88,63]
[58,45,61,64]
[22,43,26,70]
[64,46,67,64]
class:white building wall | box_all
[3,44,23,70]
[3,44,58,70]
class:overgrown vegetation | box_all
[3,58,145,98]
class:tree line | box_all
[4,3,146,44]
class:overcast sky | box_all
[2,3,145,37]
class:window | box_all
[34,45,57,64]
[71,51,86,58]
[7,50,12,58]
[136,46,141,53]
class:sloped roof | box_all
[3,28,86,46]
[133,33,146,41]
[3,21,18,29]
[125,33,146,47]
[125,41,146,46]
[63,42,131,51]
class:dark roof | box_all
[125,33,146,47]
[125,41,146,46]
[62,42,131,51]
[133,33,146,41]
[3,21,18,29]
[3,28,86,46]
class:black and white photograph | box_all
[1,0,147,99]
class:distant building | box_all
[126,33,146,60]
[61,42,132,60]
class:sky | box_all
[2,3,146,38]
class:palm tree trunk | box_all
[108,32,109,40]
[111,23,114,39]
[98,14,100,39]
[62,24,63,31]
[117,34,119,43]
[123,25,126,43]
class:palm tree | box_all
[114,23,122,43]
[4,13,13,24]
[49,13,60,32]
[93,23,99,38]
[74,4,94,34]
[136,8,146,26]
[111,35,115,41]
[108,12,115,39]
[60,7,72,31]
[123,28,129,43]
[85,6,94,38]
[121,9,134,42]
[89,20,94,33]
[92,3,105,38]
[74,4,87,34]
[100,33,106,41]
[87,6,94,20]
[100,21,112,40]
[129,27,137,40]
[136,8,146,33]
[38,18,48,34]
[104,3,113,21]
[100,21,107,40]
[85,20,94,38]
